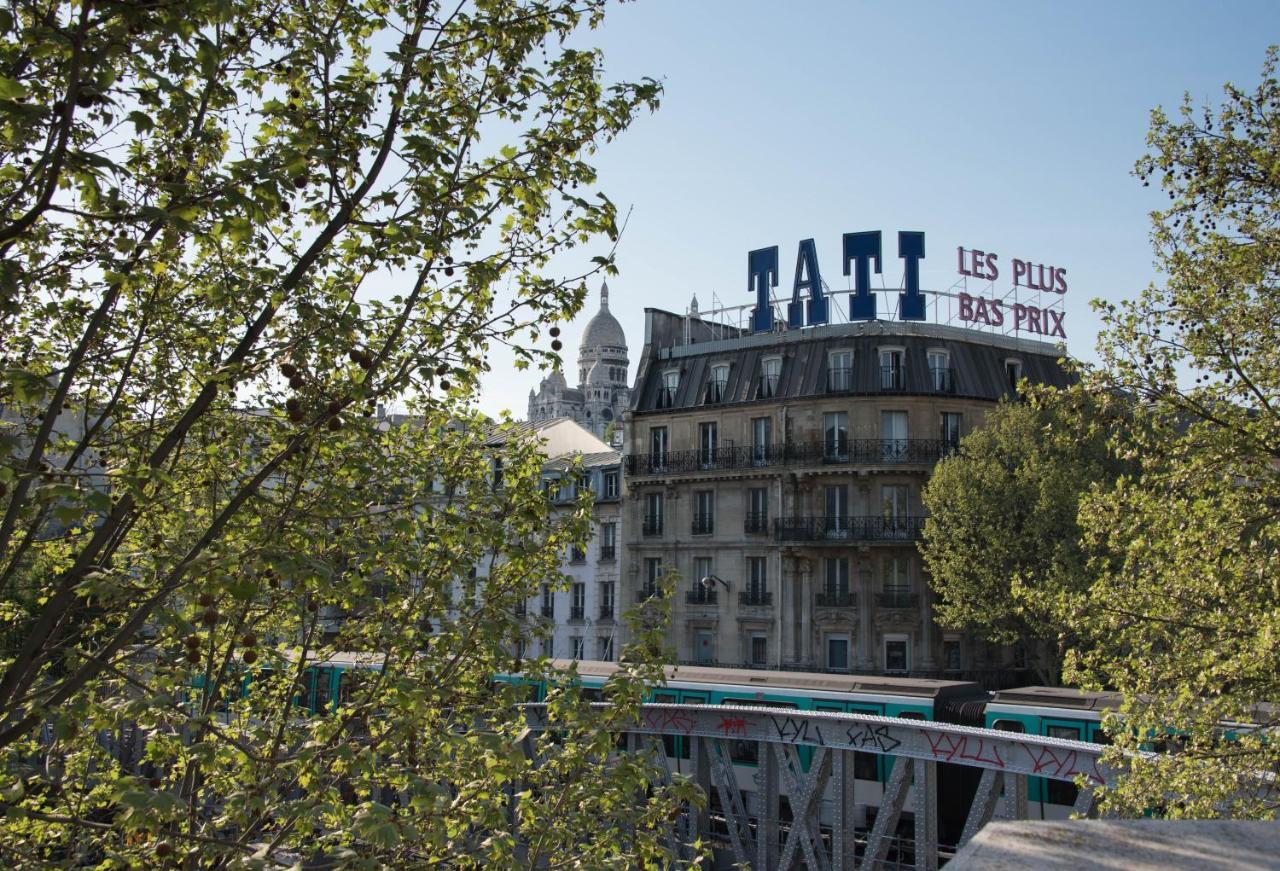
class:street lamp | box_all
[700,574,731,593]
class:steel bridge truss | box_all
[522,704,1110,870]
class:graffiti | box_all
[771,716,826,746]
[643,709,695,736]
[1019,743,1104,784]
[844,723,901,754]
[925,732,1006,768]
[717,716,750,737]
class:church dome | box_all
[580,281,627,351]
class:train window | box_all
[314,667,335,713]
[1091,728,1112,746]
[722,698,796,764]
[581,687,604,702]
[1045,725,1082,805]
[899,711,925,721]
[992,719,1025,733]
[654,692,679,758]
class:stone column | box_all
[797,557,812,669]
[856,567,874,671]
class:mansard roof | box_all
[630,311,1071,414]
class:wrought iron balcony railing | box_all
[642,515,663,536]
[691,514,714,535]
[625,440,948,476]
[826,367,853,393]
[739,590,772,608]
[880,365,906,391]
[773,515,926,543]
[815,591,855,608]
[569,606,585,621]
[514,602,527,617]
[744,512,769,534]
[598,545,616,561]
[685,588,717,606]
[598,604,614,620]
[876,590,919,609]
[540,604,554,618]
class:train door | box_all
[1042,719,1083,812]
[652,690,705,761]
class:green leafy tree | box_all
[0,0,700,865]
[1051,47,1280,817]
[920,396,1126,686]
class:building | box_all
[527,283,631,445]
[621,306,1070,683]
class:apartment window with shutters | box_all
[759,355,782,398]
[826,636,850,672]
[706,362,730,403]
[602,470,619,499]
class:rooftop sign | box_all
[747,231,1067,340]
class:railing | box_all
[598,545,616,561]
[514,602,527,617]
[876,590,919,609]
[569,550,586,564]
[685,589,717,606]
[815,591,855,608]
[930,365,956,393]
[774,515,926,543]
[598,605,614,620]
[743,512,769,534]
[540,604,554,618]
[691,514,714,535]
[596,491,621,503]
[880,365,905,391]
[739,590,772,608]
[642,515,663,536]
[569,606,585,621]
[826,367,853,392]
[625,440,948,476]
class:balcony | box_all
[514,602,528,618]
[773,515,926,544]
[625,440,947,477]
[826,367,853,393]
[876,590,919,610]
[815,591,855,608]
[685,588,717,606]
[642,514,663,536]
[880,365,905,392]
[569,606,585,621]
[692,513,714,535]
[598,545,616,561]
[540,604,554,618]
[744,512,769,535]
[598,604,614,621]
[930,366,956,394]
[739,591,772,608]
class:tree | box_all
[0,0,697,865]
[1048,47,1280,817]
[920,396,1125,685]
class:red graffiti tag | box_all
[1020,743,1092,782]
[644,709,696,736]
[717,716,749,737]
[924,732,1006,768]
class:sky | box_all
[473,1,1280,418]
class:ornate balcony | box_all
[744,512,769,535]
[598,604,614,621]
[569,606,585,621]
[642,514,663,536]
[876,591,919,609]
[625,440,947,477]
[598,545,616,561]
[815,591,855,608]
[685,588,717,606]
[774,515,926,544]
[739,591,772,608]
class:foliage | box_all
[920,396,1125,685]
[0,0,696,865]
[1051,46,1280,817]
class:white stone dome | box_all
[580,281,627,351]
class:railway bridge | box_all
[523,703,1110,870]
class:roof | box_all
[580,282,627,351]
[543,449,621,472]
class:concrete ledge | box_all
[948,820,1280,870]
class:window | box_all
[642,558,663,597]
[746,487,768,534]
[822,558,850,605]
[706,363,730,403]
[943,637,963,672]
[882,484,910,539]
[928,349,953,393]
[491,457,504,490]
[570,583,585,620]
[882,555,911,607]
[699,421,718,466]
[743,557,768,606]
[541,584,554,619]
[539,636,552,658]
[649,426,668,469]
[602,470,619,499]
[824,485,849,538]
[749,633,768,668]
[884,634,909,673]
[1045,725,1083,805]
[759,356,782,398]
[599,582,615,619]
[880,347,905,390]
[751,416,772,465]
[598,636,614,661]
[940,412,962,451]
[658,369,680,408]
[571,636,584,661]
[570,543,586,562]
[599,522,616,560]
[992,719,1025,733]
[881,410,908,461]
[1005,359,1023,392]
[693,490,714,534]
[827,350,852,392]
[692,556,713,602]
[643,491,663,536]
[823,411,849,459]
[826,636,850,672]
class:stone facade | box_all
[621,307,1070,684]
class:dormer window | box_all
[705,363,730,404]
[657,368,680,408]
[927,349,954,393]
[879,347,905,391]
[827,349,852,392]
[758,356,782,399]
[1004,358,1023,392]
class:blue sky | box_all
[475,1,1279,418]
